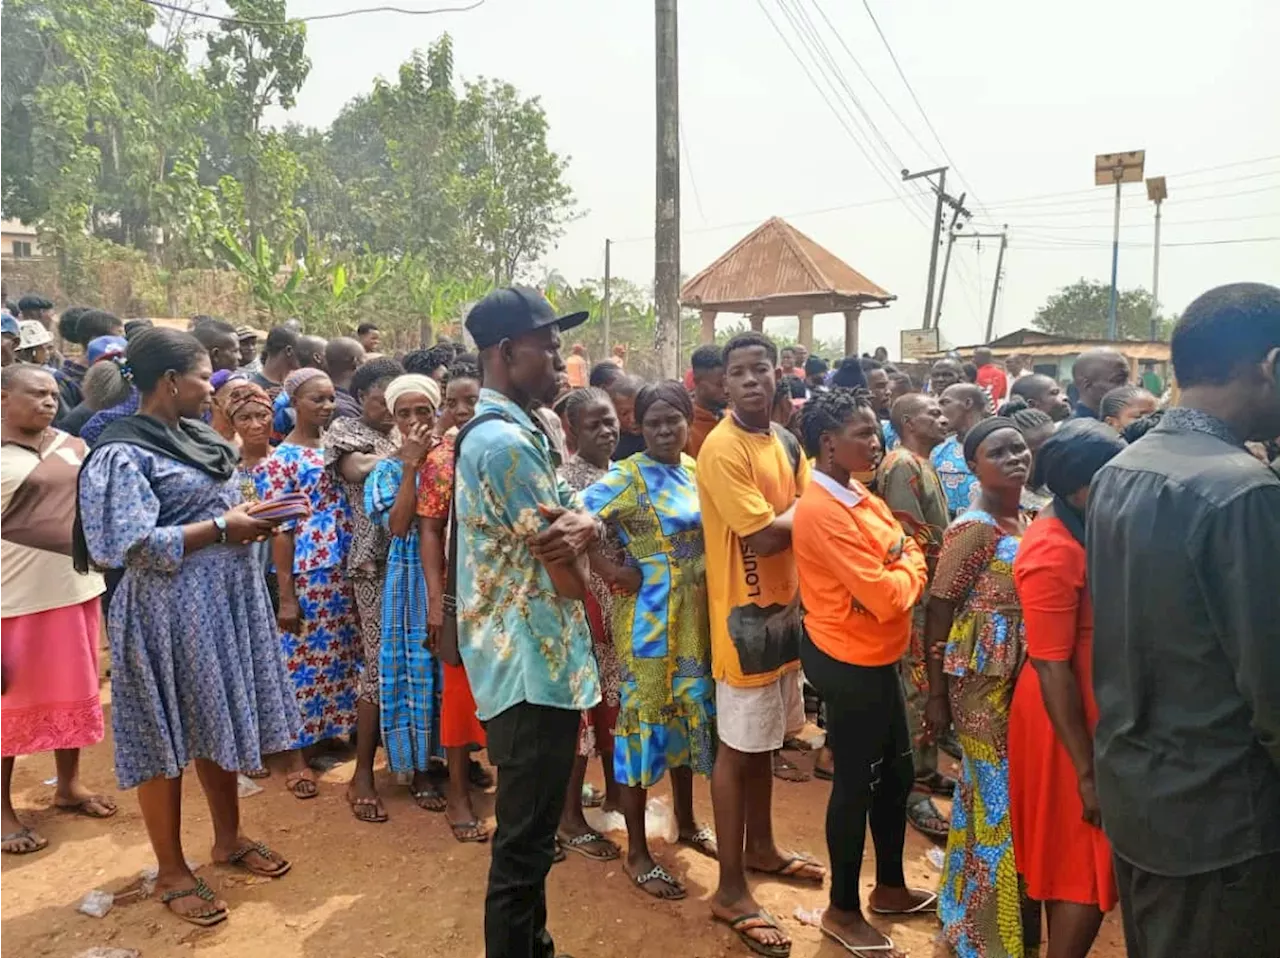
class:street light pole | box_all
[1146,176,1167,340]
[1094,151,1146,340]
[1108,171,1122,339]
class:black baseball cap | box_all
[465,286,588,350]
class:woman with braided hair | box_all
[793,388,935,955]
[998,396,1056,517]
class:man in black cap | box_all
[454,286,604,958]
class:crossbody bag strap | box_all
[439,411,510,665]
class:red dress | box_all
[1009,514,1118,911]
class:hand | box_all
[923,692,951,743]
[425,605,444,654]
[222,504,278,544]
[1078,773,1103,828]
[276,597,301,635]
[434,407,455,437]
[885,536,905,562]
[528,505,598,564]
[612,565,642,595]
[399,422,435,468]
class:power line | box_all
[859,0,992,219]
[1011,235,1280,251]
[138,0,483,26]
[754,0,930,227]
[678,116,707,224]
[980,210,1280,232]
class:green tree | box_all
[203,0,311,249]
[1033,279,1172,341]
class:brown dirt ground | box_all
[1,686,1130,958]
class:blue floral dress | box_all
[255,442,359,748]
[78,444,301,789]
[582,453,715,789]
[366,457,442,774]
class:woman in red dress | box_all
[1009,419,1126,958]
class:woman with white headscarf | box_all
[364,375,448,810]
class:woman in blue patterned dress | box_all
[256,368,358,800]
[365,375,445,808]
[582,380,717,901]
[923,416,1032,958]
[76,328,298,927]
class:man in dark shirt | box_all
[1069,347,1129,419]
[325,336,366,420]
[1086,282,1280,958]
[250,325,301,400]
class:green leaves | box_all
[1033,279,1173,341]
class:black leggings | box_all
[801,633,913,912]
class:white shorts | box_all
[715,669,806,754]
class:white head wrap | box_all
[384,373,441,414]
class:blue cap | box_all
[465,286,588,351]
[87,334,128,364]
[1,312,19,338]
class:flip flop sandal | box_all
[468,760,494,789]
[580,783,605,808]
[627,863,686,900]
[553,843,567,864]
[245,767,271,779]
[284,771,318,800]
[411,785,447,812]
[346,793,388,824]
[1,826,49,855]
[558,830,619,862]
[226,839,292,878]
[714,909,791,958]
[914,770,957,796]
[748,852,826,884]
[771,756,810,783]
[813,764,835,781]
[54,795,118,818]
[906,795,950,842]
[677,825,718,858]
[448,819,491,844]
[160,877,228,927]
[821,924,899,956]
[870,889,938,915]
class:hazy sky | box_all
[272,0,1280,356]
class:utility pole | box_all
[985,228,1008,343]
[1094,151,1145,340]
[902,166,947,330]
[602,238,612,360]
[653,0,680,378]
[932,191,967,330]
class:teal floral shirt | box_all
[455,389,601,721]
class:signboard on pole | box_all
[900,327,940,360]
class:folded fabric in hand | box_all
[247,493,311,523]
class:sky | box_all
[268,0,1280,357]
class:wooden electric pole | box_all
[959,228,1009,343]
[603,238,612,360]
[653,0,680,378]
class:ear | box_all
[1263,347,1280,387]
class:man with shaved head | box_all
[929,357,964,395]
[326,336,367,420]
[1072,348,1130,419]
[876,391,954,840]
[931,382,990,517]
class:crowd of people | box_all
[1,280,1277,958]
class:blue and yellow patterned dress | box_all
[930,508,1027,958]
[582,453,716,789]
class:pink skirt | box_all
[2,598,105,757]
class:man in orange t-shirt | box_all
[685,344,726,457]
[697,333,822,956]
[565,343,588,388]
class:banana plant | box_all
[215,230,303,318]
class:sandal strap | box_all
[687,825,716,844]
[634,864,681,888]
[563,830,607,847]
[160,877,216,903]
[228,840,272,864]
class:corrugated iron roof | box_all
[680,217,893,312]
[925,341,1170,362]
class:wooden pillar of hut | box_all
[843,308,862,356]
[749,311,765,333]
[699,309,717,345]
[797,310,814,350]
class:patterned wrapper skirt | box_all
[352,572,385,706]
[282,566,360,748]
[939,672,1024,958]
[1,599,105,757]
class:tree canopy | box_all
[1033,278,1173,341]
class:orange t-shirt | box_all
[793,471,927,666]
[565,353,588,388]
[685,403,723,458]
[696,416,809,687]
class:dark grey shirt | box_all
[1087,408,1280,876]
